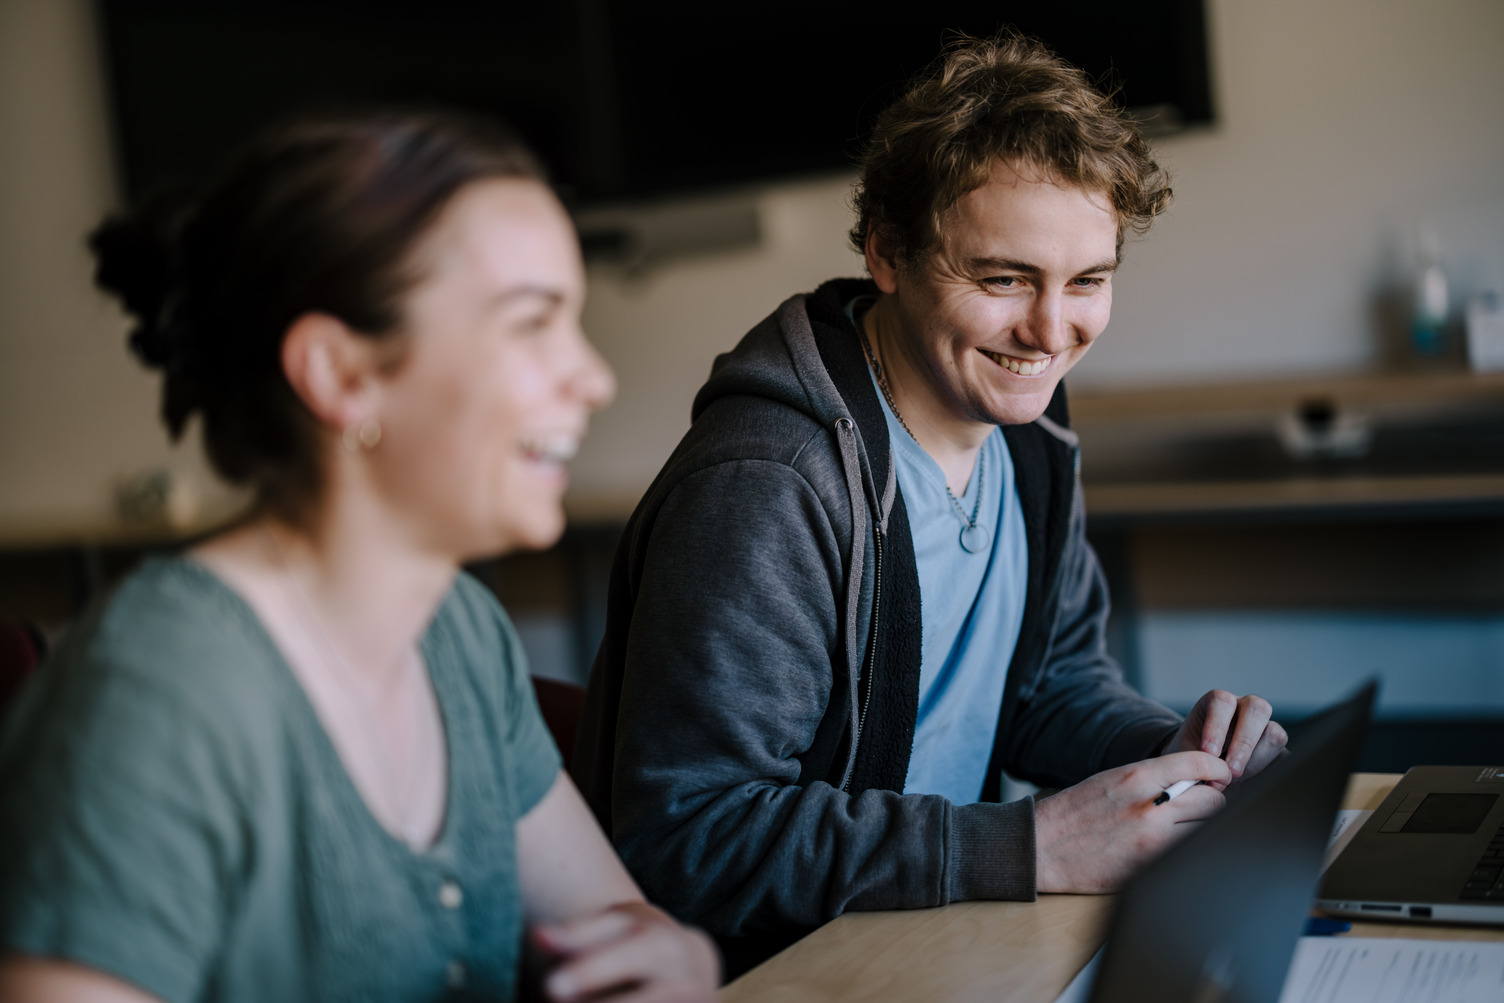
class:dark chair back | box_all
[0,616,44,717]
[530,676,586,773]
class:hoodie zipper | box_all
[840,521,883,791]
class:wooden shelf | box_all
[1084,473,1504,519]
[0,508,245,552]
[1070,367,1504,426]
[1071,368,1504,520]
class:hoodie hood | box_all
[691,278,896,529]
[692,279,874,428]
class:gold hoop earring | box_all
[341,418,382,452]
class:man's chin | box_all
[984,382,1065,427]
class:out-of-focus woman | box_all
[0,111,718,1003]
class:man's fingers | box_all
[1192,689,1237,757]
[1159,782,1225,822]
[1152,749,1232,790]
[1224,695,1274,778]
[1241,720,1290,778]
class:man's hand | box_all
[1164,690,1288,787]
[1035,751,1231,894]
[532,901,720,1003]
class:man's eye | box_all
[1073,276,1106,288]
[513,312,552,332]
[983,276,1017,289]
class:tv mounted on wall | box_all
[96,0,1214,208]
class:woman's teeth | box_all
[522,434,580,463]
[980,349,1051,376]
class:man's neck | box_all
[864,296,990,494]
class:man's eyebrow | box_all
[967,256,1119,276]
[483,285,565,310]
[969,256,1042,275]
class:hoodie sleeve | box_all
[605,456,1035,940]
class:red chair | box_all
[530,676,586,773]
[0,616,44,718]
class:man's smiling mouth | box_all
[979,348,1052,376]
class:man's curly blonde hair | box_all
[849,31,1173,265]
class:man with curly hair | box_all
[575,32,1288,976]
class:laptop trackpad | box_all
[1385,793,1499,834]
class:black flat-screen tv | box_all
[96,0,1214,206]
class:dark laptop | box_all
[1316,765,1504,926]
[1061,682,1375,1003]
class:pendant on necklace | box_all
[960,523,991,553]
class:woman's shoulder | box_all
[13,555,296,767]
[0,558,288,1003]
[433,570,519,651]
[59,555,279,696]
[428,571,561,793]
[424,570,531,690]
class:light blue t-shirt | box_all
[852,304,1029,804]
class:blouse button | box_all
[446,960,467,989]
[438,880,464,910]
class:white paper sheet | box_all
[1278,937,1504,1002]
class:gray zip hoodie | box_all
[574,278,1182,974]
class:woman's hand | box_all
[532,901,719,1002]
[517,774,719,1000]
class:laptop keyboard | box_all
[1460,822,1504,899]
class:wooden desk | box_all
[720,774,1504,1002]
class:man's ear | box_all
[280,312,381,432]
[864,224,902,295]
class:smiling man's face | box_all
[867,159,1119,432]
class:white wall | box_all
[1139,611,1504,718]
[1099,0,1504,385]
[0,0,227,536]
[573,0,1504,510]
[2,0,1502,526]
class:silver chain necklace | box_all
[855,318,992,554]
[260,520,438,848]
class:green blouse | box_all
[0,557,561,1002]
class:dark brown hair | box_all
[849,32,1173,266]
[90,110,546,510]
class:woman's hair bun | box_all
[89,110,547,494]
[88,191,191,370]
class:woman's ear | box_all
[864,225,902,295]
[280,312,381,431]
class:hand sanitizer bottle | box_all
[1411,231,1449,357]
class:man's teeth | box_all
[981,349,1051,376]
[523,435,579,463]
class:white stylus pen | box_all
[1152,779,1200,806]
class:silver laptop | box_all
[1316,764,1504,925]
[1066,682,1375,1003]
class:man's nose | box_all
[1018,292,1071,355]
